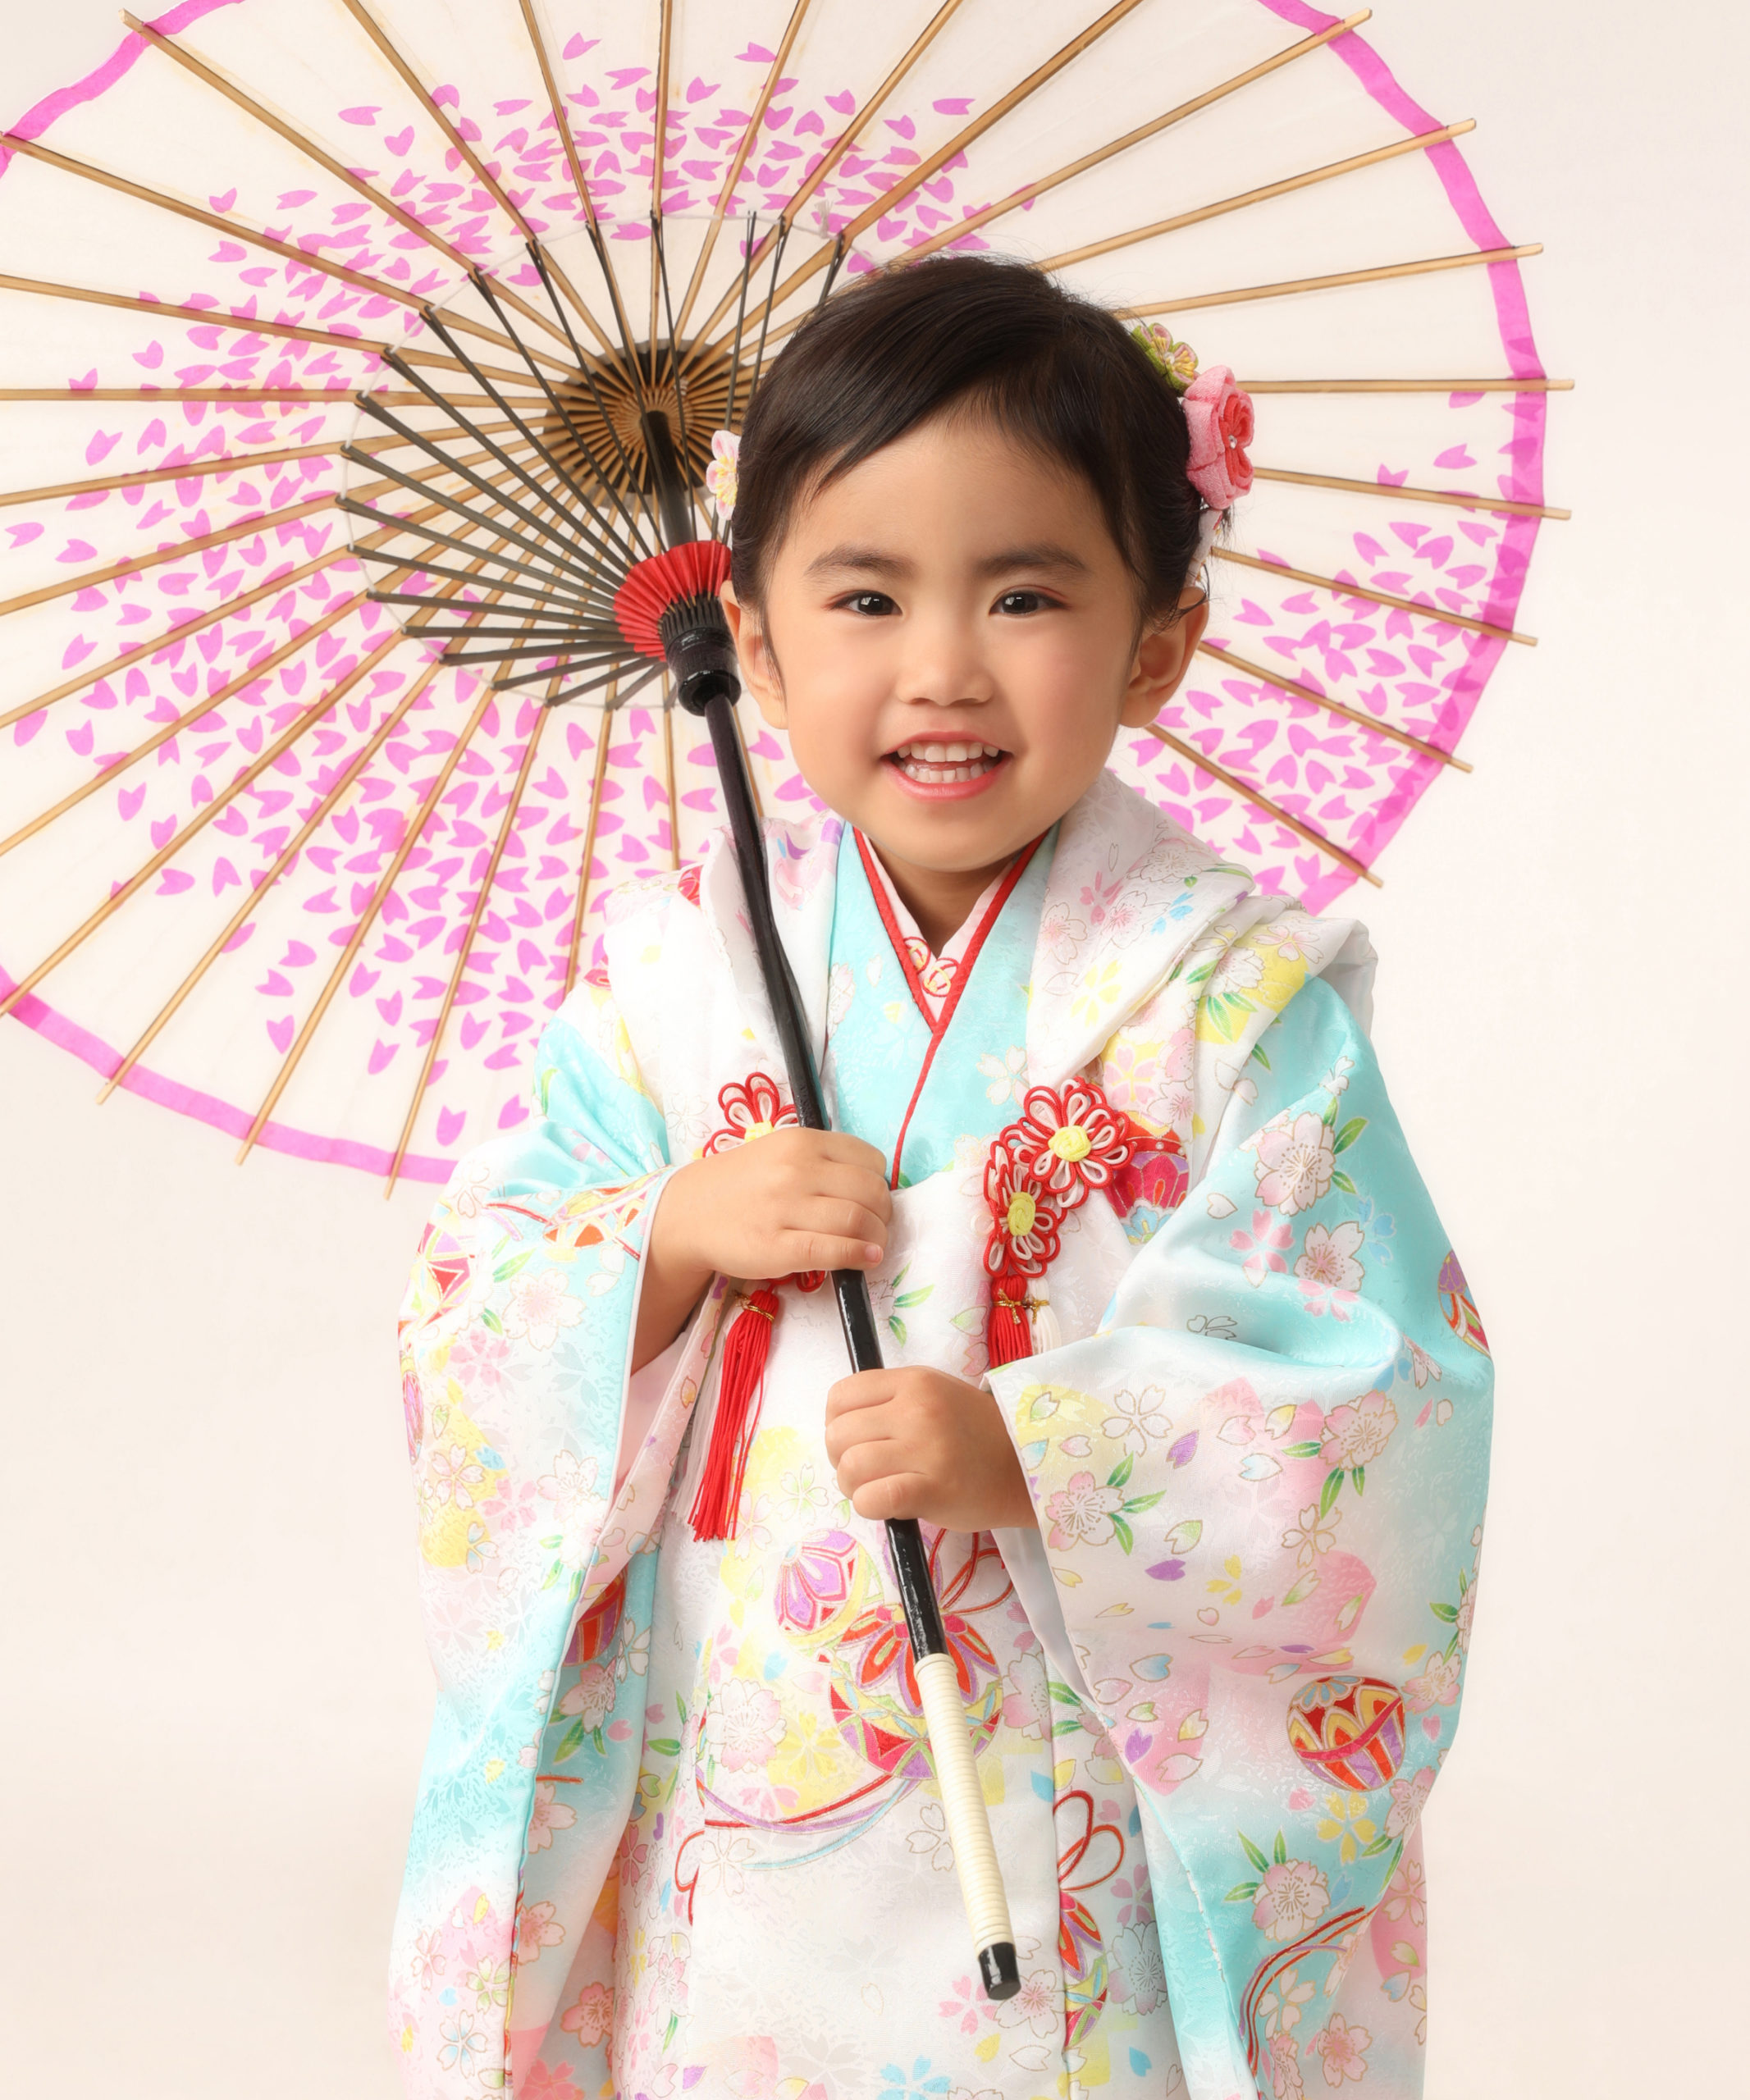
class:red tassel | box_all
[688,1285,780,1541]
[986,1267,1035,1371]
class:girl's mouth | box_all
[885,739,1008,788]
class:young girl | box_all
[391,258,1492,2100]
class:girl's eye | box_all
[995,589,1053,615]
[839,591,896,617]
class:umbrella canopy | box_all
[0,0,1563,1185]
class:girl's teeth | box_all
[891,742,1004,784]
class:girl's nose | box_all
[893,613,995,711]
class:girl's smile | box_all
[885,739,1009,796]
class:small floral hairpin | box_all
[706,428,739,523]
[1131,320,1201,393]
[1130,322,1256,532]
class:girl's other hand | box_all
[823,1367,1036,1533]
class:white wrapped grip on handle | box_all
[915,1650,1017,1988]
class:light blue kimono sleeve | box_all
[387,981,673,2096]
[989,975,1492,2100]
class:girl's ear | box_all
[720,582,787,730]
[1117,587,1211,730]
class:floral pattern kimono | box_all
[391,771,1492,2100]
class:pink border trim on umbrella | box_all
[0,0,244,167]
[1257,1,1548,879]
[0,964,455,1182]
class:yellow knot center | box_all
[1005,1189,1038,1237]
[744,1120,774,1142]
[1049,1124,1092,1163]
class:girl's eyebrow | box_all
[803,544,910,580]
[802,542,1090,581]
[972,543,1090,579]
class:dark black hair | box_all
[728,253,1202,623]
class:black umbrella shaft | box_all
[697,685,947,1662]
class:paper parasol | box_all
[0,0,1564,1186]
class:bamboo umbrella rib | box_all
[1213,546,1536,646]
[536,655,662,710]
[465,269,657,561]
[0,625,403,1023]
[0,434,407,513]
[514,0,632,361]
[891,12,1371,273]
[331,0,627,364]
[0,550,330,734]
[0,591,362,855]
[0,387,514,404]
[672,0,814,342]
[1253,465,1568,520]
[1238,377,1573,394]
[651,0,676,255]
[0,133,548,370]
[121,12,574,358]
[380,704,554,1192]
[101,547,514,1099]
[334,0,552,263]
[0,451,537,730]
[1145,721,1381,886]
[0,493,332,620]
[1126,244,1542,318]
[98,649,451,1101]
[383,313,635,573]
[1039,120,1475,276]
[235,674,505,1164]
[679,0,970,364]
[0,436,589,734]
[0,410,537,515]
[751,0,1150,323]
[0,271,502,384]
[1195,641,1469,769]
[0,423,550,623]
[562,688,617,1000]
[342,436,623,599]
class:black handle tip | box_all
[979,1942,1021,2002]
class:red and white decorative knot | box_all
[1007,1080,1134,1205]
[703,1071,797,1154]
[981,1077,1139,1371]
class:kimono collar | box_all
[851,827,1045,1032]
[689,771,1272,1095]
[1024,769,1256,1085]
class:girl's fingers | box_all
[826,1422,903,1486]
[819,1132,891,1182]
[808,1162,893,1220]
[847,1471,932,1524]
[805,1197,889,1247]
[785,1230,885,1275]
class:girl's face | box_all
[723,412,1208,934]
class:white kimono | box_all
[391,772,1492,2100]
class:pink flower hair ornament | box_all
[1181,363,1255,512]
[1128,323,1256,542]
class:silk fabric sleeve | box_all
[388,982,674,2096]
[987,975,1492,2098]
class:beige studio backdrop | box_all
[2,1,1744,2093]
